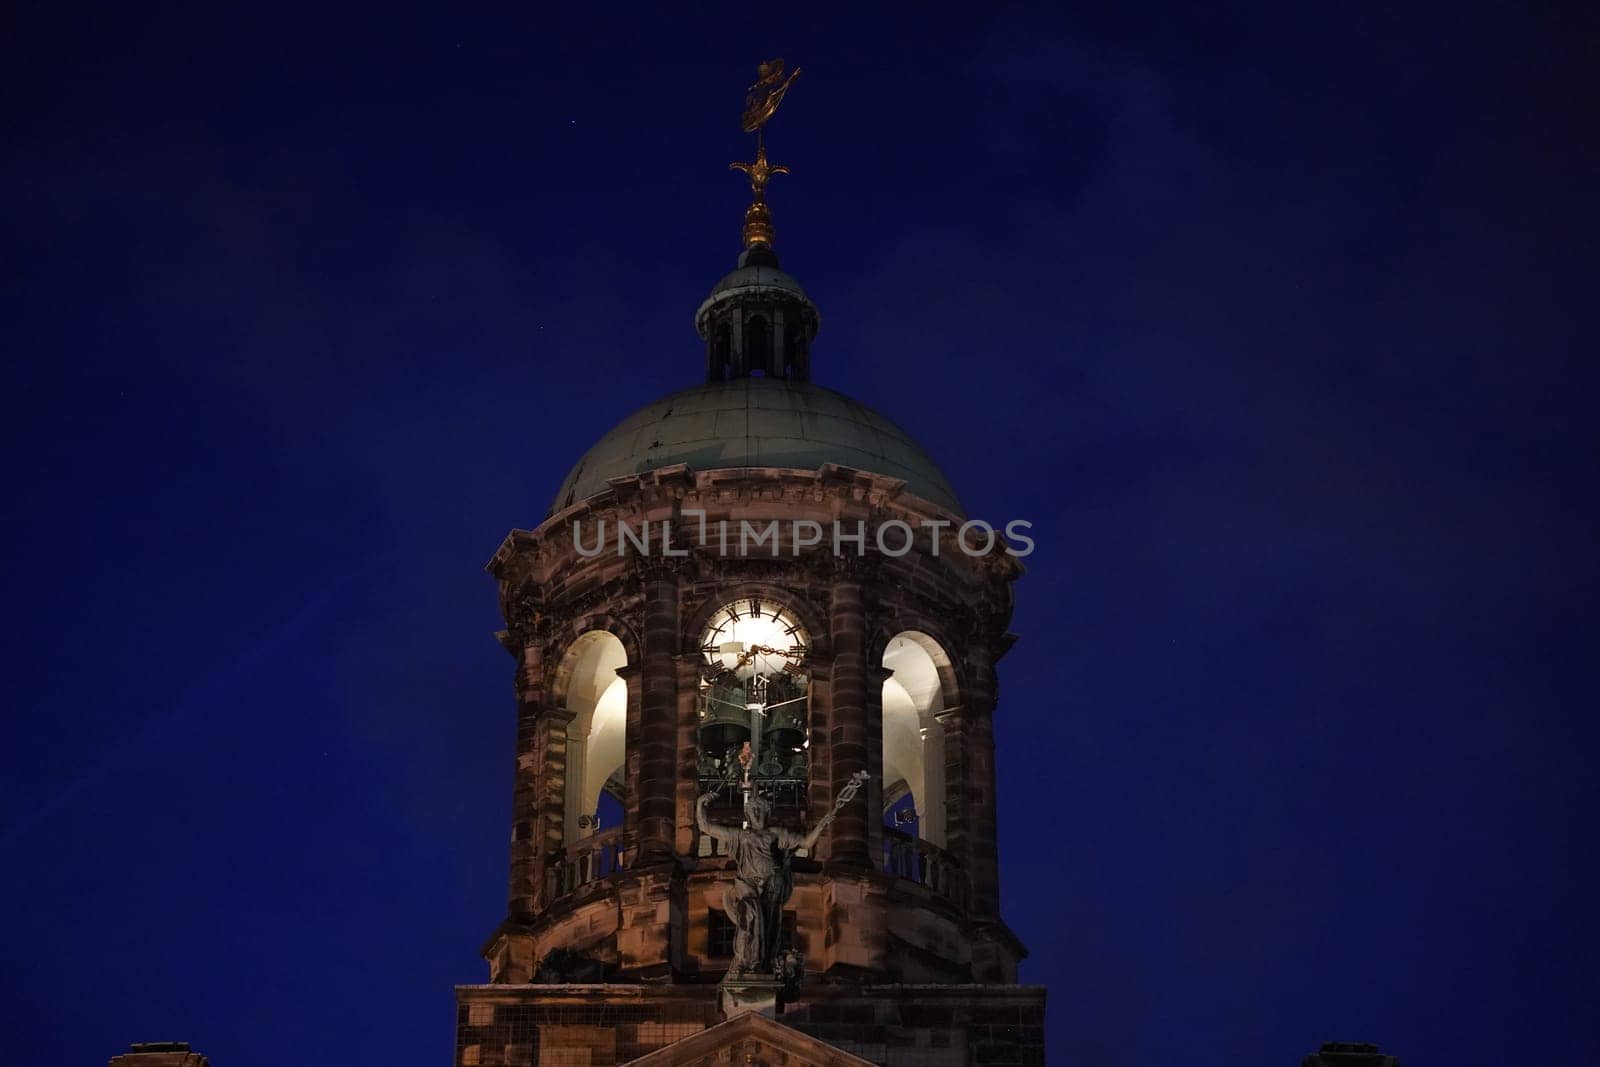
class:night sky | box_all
[3,4,1595,1065]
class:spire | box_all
[695,59,819,383]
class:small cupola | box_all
[695,243,820,383]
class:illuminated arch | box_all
[554,630,629,843]
[881,630,958,849]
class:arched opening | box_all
[557,630,629,844]
[712,322,732,380]
[695,597,813,855]
[881,631,954,849]
[746,314,771,375]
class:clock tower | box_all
[455,62,1045,1067]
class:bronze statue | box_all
[697,771,868,979]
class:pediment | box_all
[623,1010,876,1067]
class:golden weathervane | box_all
[741,58,801,134]
[730,58,801,249]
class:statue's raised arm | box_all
[697,790,739,849]
[798,770,869,853]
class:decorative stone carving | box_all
[505,585,549,648]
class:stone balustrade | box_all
[881,826,968,909]
[546,827,632,900]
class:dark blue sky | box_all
[3,3,1595,1064]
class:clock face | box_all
[699,598,808,684]
[697,598,812,796]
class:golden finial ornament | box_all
[730,142,789,200]
[729,143,788,248]
[729,58,801,249]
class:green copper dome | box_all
[550,377,962,516]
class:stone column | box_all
[636,564,681,863]
[803,653,835,853]
[921,714,948,849]
[508,638,552,917]
[827,569,871,867]
[960,642,1002,919]
[531,705,576,909]
[619,662,642,841]
[673,650,704,856]
[934,706,967,876]
[771,306,787,373]
[865,663,893,868]
[563,728,587,845]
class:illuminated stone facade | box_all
[458,204,1044,1063]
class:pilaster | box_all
[674,650,704,856]
[961,642,1002,920]
[826,571,870,867]
[637,563,681,863]
[509,638,548,917]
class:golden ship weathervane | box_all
[730,58,801,249]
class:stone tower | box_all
[455,76,1044,1067]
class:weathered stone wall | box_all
[478,462,1028,1032]
[455,985,718,1066]
[454,983,1046,1067]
